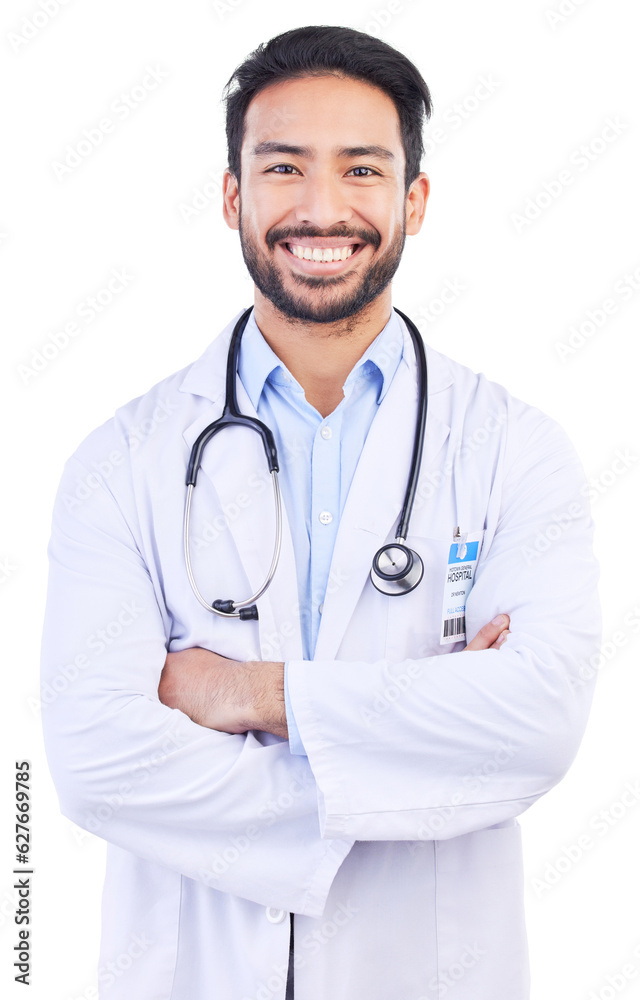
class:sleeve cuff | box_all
[284,660,307,756]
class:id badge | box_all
[440,531,484,645]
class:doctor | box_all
[41,24,601,1000]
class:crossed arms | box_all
[156,616,512,737]
[40,403,600,910]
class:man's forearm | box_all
[158,648,288,737]
[245,659,288,737]
[158,617,511,738]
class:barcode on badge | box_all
[442,616,466,640]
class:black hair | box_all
[222,24,432,194]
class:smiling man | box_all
[41,25,600,1000]
[230,71,423,419]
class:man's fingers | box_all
[490,629,510,650]
[463,614,511,651]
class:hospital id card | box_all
[440,532,483,645]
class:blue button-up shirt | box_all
[238,308,405,754]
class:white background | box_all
[1,0,639,997]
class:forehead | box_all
[242,74,403,154]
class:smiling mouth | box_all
[280,241,367,269]
[285,242,360,262]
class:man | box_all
[41,25,600,1000]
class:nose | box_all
[293,171,354,231]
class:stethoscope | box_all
[184,305,428,621]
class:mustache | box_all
[266,225,381,251]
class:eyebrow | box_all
[251,141,396,162]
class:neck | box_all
[252,289,393,418]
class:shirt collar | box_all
[344,307,405,403]
[237,310,284,412]
[238,307,405,411]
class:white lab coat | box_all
[41,308,601,1000]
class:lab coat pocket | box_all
[433,820,530,1000]
[384,530,485,662]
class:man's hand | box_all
[158,648,287,738]
[464,613,510,651]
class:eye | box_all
[348,166,380,177]
[266,164,299,174]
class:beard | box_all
[238,209,406,325]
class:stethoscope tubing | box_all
[392,307,428,544]
[183,305,428,616]
[183,470,283,617]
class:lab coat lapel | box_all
[314,335,451,662]
[180,320,303,661]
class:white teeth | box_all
[287,244,355,262]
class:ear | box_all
[222,169,240,231]
[405,172,430,236]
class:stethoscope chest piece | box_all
[370,541,424,596]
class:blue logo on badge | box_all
[448,541,479,564]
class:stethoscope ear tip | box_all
[212,599,236,615]
[210,599,259,620]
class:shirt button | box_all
[318,510,333,525]
[265,907,287,924]
[318,602,324,614]
[320,426,332,440]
